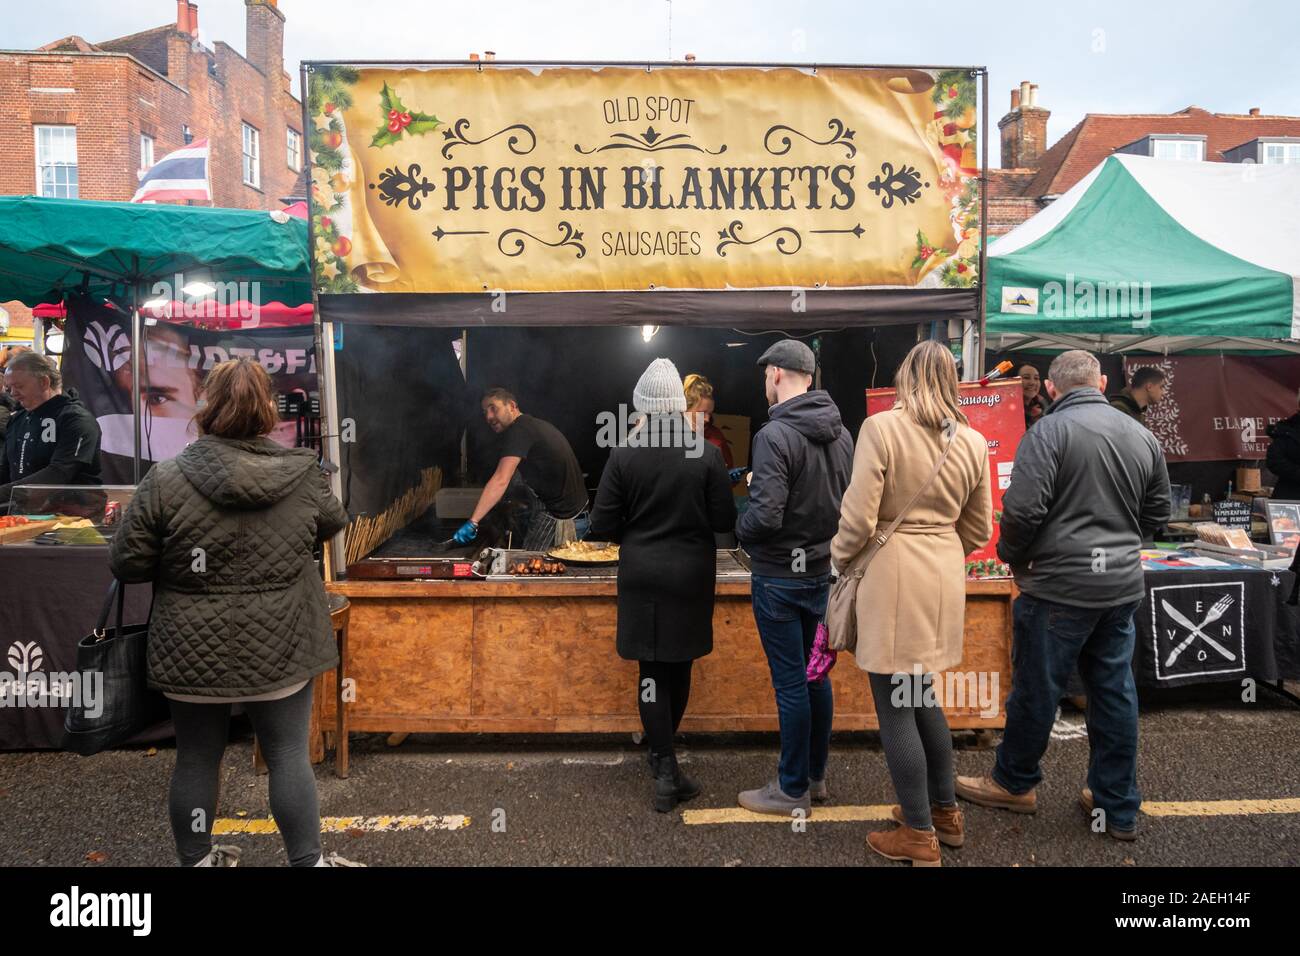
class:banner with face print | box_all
[305,63,982,296]
[60,295,317,482]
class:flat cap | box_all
[756,339,815,374]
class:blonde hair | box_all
[892,340,967,430]
[682,373,714,410]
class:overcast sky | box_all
[8,0,1296,166]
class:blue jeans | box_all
[751,573,833,798]
[994,592,1142,830]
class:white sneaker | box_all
[314,852,366,867]
[192,845,241,867]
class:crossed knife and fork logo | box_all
[1161,594,1236,667]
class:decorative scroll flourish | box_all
[869,161,929,209]
[810,223,865,239]
[764,119,857,159]
[440,118,538,160]
[369,164,436,210]
[498,221,587,259]
[575,125,727,155]
[715,220,802,258]
[432,226,489,241]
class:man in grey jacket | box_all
[956,350,1170,840]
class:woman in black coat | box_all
[1266,389,1300,501]
[588,358,736,812]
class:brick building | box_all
[0,0,305,332]
[989,80,1300,236]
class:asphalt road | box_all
[1,689,1297,868]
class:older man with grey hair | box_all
[955,349,1169,841]
[0,351,102,507]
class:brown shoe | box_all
[891,803,965,847]
[955,774,1037,813]
[1080,788,1137,842]
[867,824,942,867]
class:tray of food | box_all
[0,515,62,544]
[547,540,620,565]
[505,555,567,575]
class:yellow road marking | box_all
[684,805,894,825]
[685,798,1300,825]
[214,814,470,835]
[1141,798,1300,817]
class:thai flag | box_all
[131,139,210,203]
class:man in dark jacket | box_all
[0,351,102,507]
[956,350,1170,840]
[1265,388,1300,501]
[1109,365,1166,424]
[736,339,854,815]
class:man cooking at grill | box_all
[454,387,588,551]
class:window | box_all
[286,127,302,172]
[139,133,154,172]
[1263,142,1300,164]
[241,122,260,188]
[34,125,78,198]
[1152,138,1204,162]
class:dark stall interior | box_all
[335,321,922,560]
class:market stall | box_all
[303,59,1012,736]
[0,197,316,749]
[982,155,1300,695]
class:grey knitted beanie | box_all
[633,358,687,414]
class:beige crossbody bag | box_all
[825,431,956,654]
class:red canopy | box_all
[31,298,313,328]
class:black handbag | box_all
[63,579,166,756]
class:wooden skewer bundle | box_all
[344,467,443,565]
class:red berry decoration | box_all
[956,262,968,274]
[399,112,412,128]
[948,86,958,99]
[324,102,336,115]
[388,109,399,121]
[387,119,402,133]
[320,217,332,230]
[332,236,352,257]
[943,122,957,136]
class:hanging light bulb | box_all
[641,324,659,343]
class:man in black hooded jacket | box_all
[1266,388,1300,501]
[0,351,101,507]
[736,339,853,816]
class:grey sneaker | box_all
[192,845,241,867]
[315,852,367,867]
[738,780,812,816]
[809,778,829,804]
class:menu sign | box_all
[1211,499,1253,531]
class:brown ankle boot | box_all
[891,803,965,847]
[867,824,942,867]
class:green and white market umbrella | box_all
[986,154,1300,353]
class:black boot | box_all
[649,752,701,812]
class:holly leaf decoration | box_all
[371,82,441,148]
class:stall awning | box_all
[0,195,311,307]
[318,287,977,329]
[986,155,1300,352]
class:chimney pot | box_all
[1010,88,1020,110]
[685,53,696,62]
[484,51,496,61]
[188,3,199,38]
[469,52,480,61]
[1028,84,1039,108]
[176,0,191,34]
[1249,107,1260,116]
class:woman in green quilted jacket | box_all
[110,358,359,867]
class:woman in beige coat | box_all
[831,340,992,866]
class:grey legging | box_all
[167,680,321,867]
[868,671,957,830]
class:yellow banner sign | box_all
[306,65,980,295]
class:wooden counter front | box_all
[321,577,1013,734]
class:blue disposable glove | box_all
[453,520,479,544]
[728,467,749,484]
